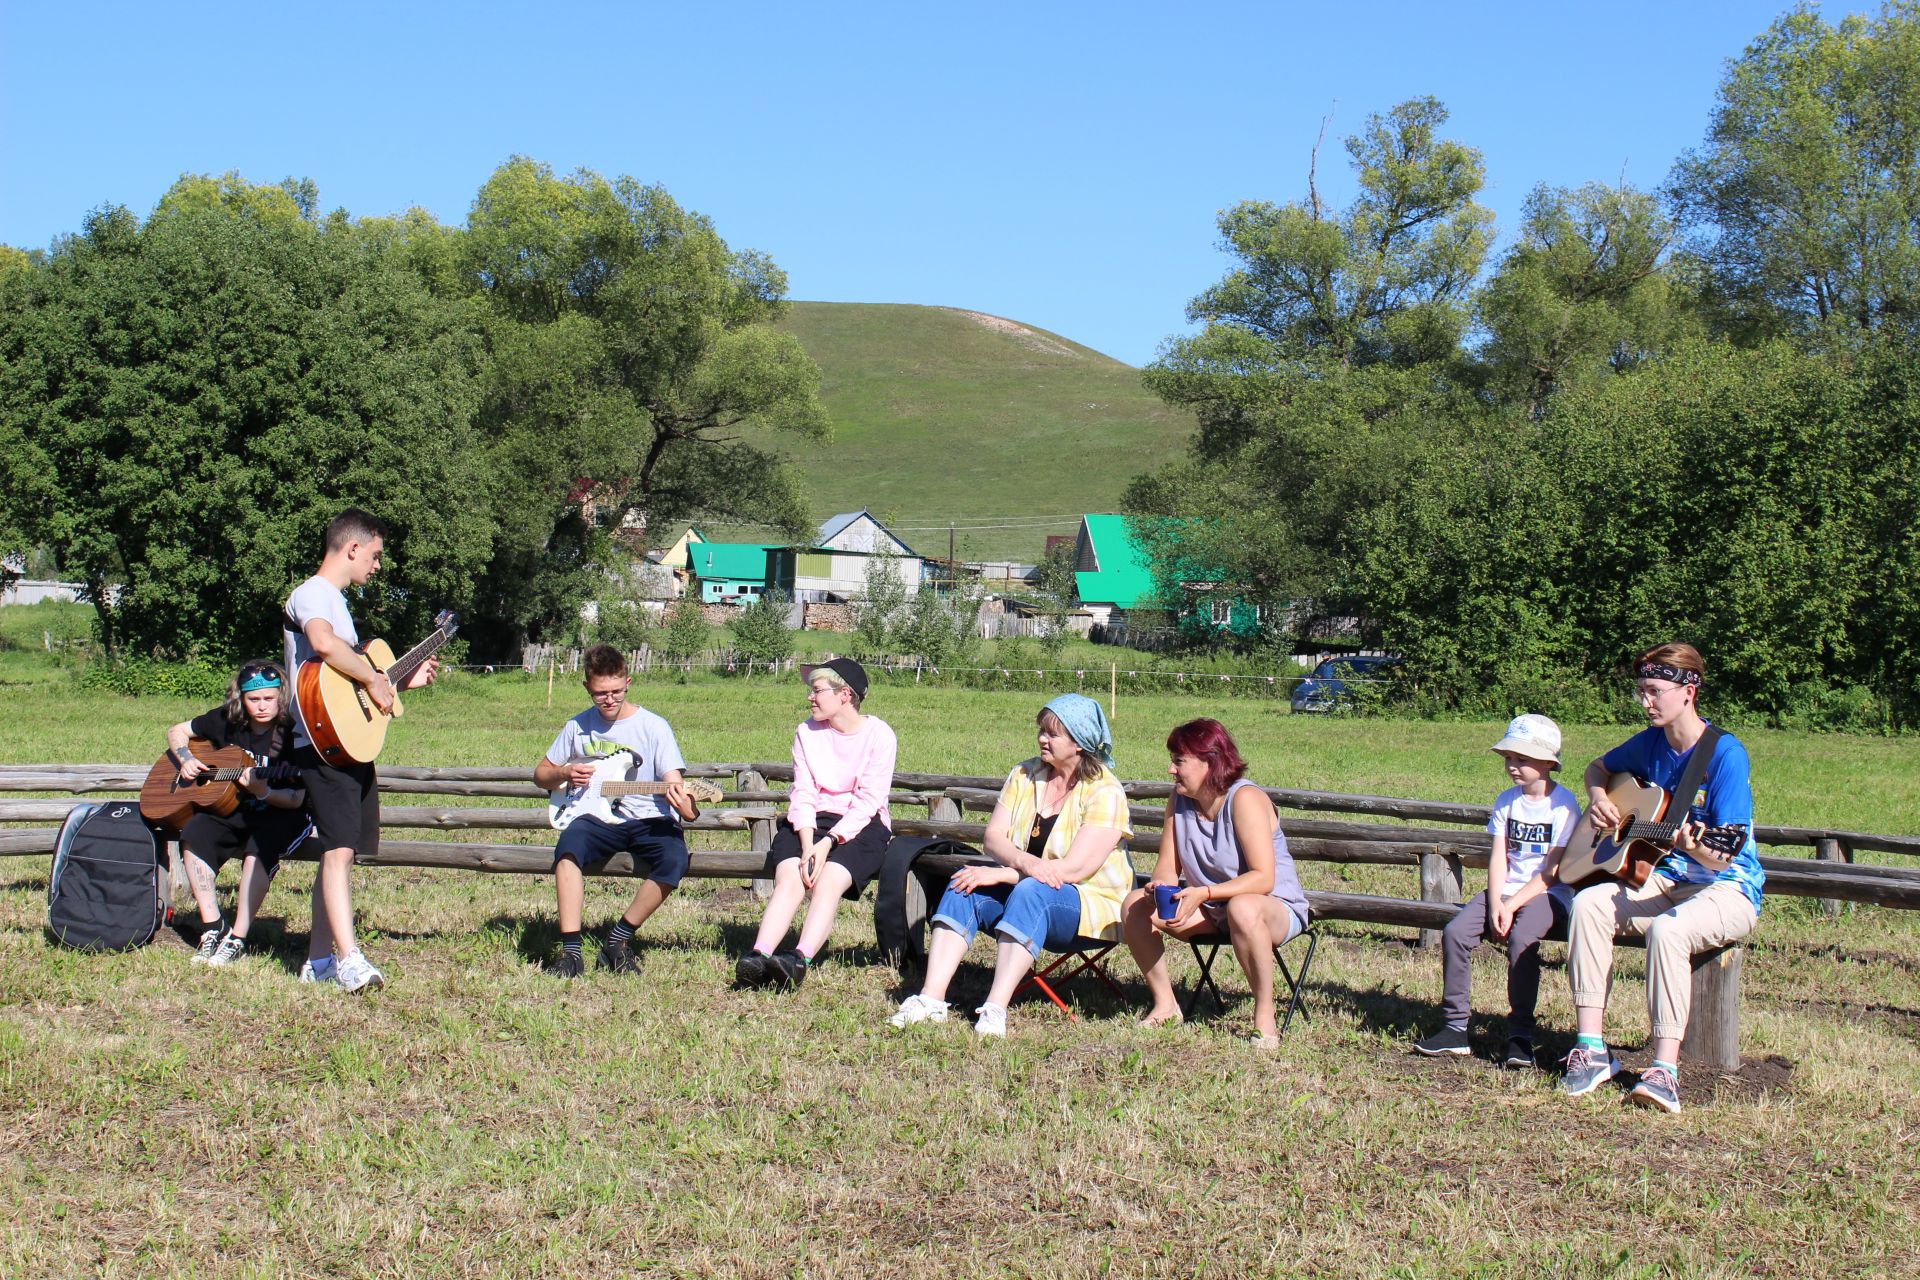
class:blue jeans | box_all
[932,877,1084,958]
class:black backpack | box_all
[47,802,169,951]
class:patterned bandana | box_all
[1636,662,1701,688]
[239,670,283,693]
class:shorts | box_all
[294,745,379,859]
[1198,897,1308,944]
[180,807,316,871]
[553,816,690,886]
[760,813,892,897]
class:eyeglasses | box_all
[587,685,629,703]
[1636,682,1683,703]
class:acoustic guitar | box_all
[1556,771,1747,888]
[295,610,458,766]
[547,752,724,830]
[139,740,303,832]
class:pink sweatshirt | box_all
[786,716,898,841]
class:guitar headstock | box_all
[1698,824,1747,858]
[686,778,726,805]
[434,610,459,639]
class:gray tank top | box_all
[1172,780,1310,927]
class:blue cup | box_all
[1154,883,1179,920]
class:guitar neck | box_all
[600,781,677,797]
[386,626,452,689]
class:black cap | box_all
[800,657,869,702]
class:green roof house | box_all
[1071,514,1157,627]
[688,542,780,604]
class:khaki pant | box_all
[1568,874,1757,1041]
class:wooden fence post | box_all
[1417,849,1463,948]
[1681,944,1743,1071]
[1817,838,1852,917]
[738,768,773,899]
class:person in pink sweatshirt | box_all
[736,658,898,990]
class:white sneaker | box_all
[298,957,337,985]
[887,994,950,1028]
[973,1003,1008,1038]
[205,933,247,967]
[336,951,385,994]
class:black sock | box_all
[607,919,636,949]
[561,930,583,962]
[200,915,225,937]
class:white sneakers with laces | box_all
[887,994,949,1028]
[335,951,385,994]
[973,1003,1008,1038]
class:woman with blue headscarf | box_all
[888,694,1133,1037]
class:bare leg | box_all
[794,864,855,956]
[1122,889,1181,1025]
[984,938,1037,1009]
[751,857,805,953]
[554,859,585,933]
[919,923,972,1003]
[231,855,271,937]
[318,846,357,958]
[619,878,674,929]
[182,851,221,927]
[1227,894,1295,1041]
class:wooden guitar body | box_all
[1556,773,1670,888]
[297,637,398,767]
[139,740,271,832]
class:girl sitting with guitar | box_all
[1560,642,1764,1114]
[164,660,313,967]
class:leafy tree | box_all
[1669,3,1920,341]
[1135,100,1493,625]
[1476,183,1697,414]
[850,556,909,658]
[728,589,794,667]
[462,158,829,649]
[654,595,710,670]
[0,177,493,659]
[1031,541,1079,659]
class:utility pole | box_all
[948,522,955,584]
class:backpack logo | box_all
[110,805,131,819]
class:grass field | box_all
[3,650,1920,1277]
[708,302,1199,561]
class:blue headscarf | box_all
[1044,693,1114,767]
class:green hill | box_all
[729,302,1198,562]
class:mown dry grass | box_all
[2,671,1918,1277]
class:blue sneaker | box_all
[1628,1065,1682,1114]
[1560,1044,1621,1097]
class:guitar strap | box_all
[1668,723,1724,827]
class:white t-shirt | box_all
[284,575,358,749]
[1486,783,1582,906]
[545,705,688,823]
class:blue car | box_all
[1290,655,1402,713]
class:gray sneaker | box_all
[205,933,247,967]
[1414,1026,1470,1056]
[1628,1065,1682,1114]
[190,926,224,964]
[1560,1044,1621,1097]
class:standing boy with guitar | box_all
[533,644,697,979]
[284,509,438,992]
[1561,643,1763,1113]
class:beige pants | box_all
[1568,874,1757,1041]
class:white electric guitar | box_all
[546,751,724,830]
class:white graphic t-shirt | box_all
[545,705,688,823]
[1486,783,1582,907]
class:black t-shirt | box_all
[187,711,289,815]
[1027,813,1060,857]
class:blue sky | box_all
[0,1,1840,366]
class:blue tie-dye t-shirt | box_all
[1600,724,1764,913]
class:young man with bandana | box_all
[1560,642,1764,1113]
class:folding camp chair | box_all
[1014,935,1128,1020]
[1181,925,1318,1038]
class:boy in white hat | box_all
[1415,713,1582,1068]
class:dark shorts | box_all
[180,807,316,871]
[761,813,892,897]
[553,816,690,886]
[294,745,378,860]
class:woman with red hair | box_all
[1122,718,1310,1045]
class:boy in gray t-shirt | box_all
[532,645,697,978]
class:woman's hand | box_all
[176,752,210,783]
[239,767,268,800]
[1153,885,1208,932]
[1025,854,1066,890]
[801,836,833,889]
[949,864,1011,894]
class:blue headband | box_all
[1044,693,1114,766]
[239,671,282,693]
